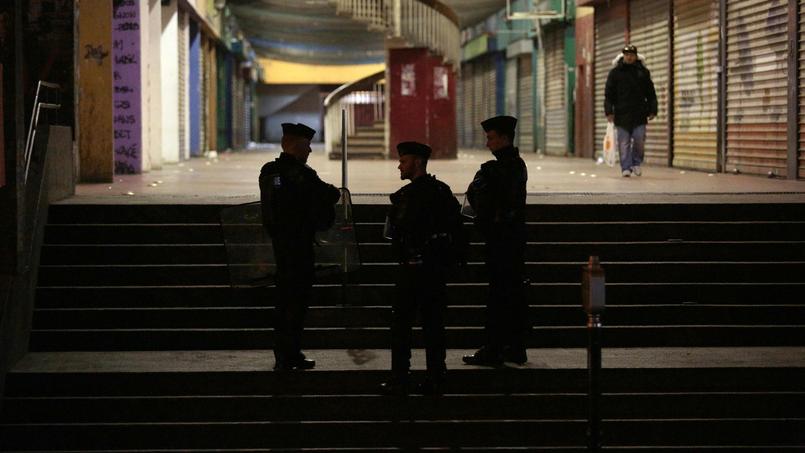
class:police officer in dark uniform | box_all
[381,141,465,395]
[462,115,529,367]
[259,122,341,371]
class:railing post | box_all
[582,256,605,452]
[341,108,348,189]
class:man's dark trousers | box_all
[272,236,314,363]
[391,263,447,379]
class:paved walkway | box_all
[59,145,805,205]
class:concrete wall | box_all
[257,84,325,143]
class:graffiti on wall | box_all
[112,0,141,174]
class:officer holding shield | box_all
[259,122,340,371]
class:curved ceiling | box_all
[229,0,507,65]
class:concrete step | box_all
[31,305,805,329]
[36,262,805,286]
[34,282,805,309]
[43,221,805,245]
[46,203,805,224]
[40,241,805,265]
[28,325,805,351]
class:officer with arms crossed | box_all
[259,122,341,371]
[382,141,465,395]
[463,115,529,367]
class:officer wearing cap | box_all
[605,44,658,177]
[259,122,341,371]
[463,115,529,367]
[381,141,465,395]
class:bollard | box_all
[581,256,605,452]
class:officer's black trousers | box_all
[391,263,447,379]
[484,230,529,353]
[272,237,314,363]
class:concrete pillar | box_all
[77,0,114,182]
[112,0,144,174]
[160,0,180,163]
[387,48,456,159]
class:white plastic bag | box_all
[602,122,616,167]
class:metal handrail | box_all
[24,81,61,185]
[324,70,385,109]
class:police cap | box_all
[397,141,432,159]
[622,44,638,55]
[281,122,316,140]
[481,115,517,138]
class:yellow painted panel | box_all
[77,0,113,182]
[260,59,386,85]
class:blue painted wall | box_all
[189,20,201,156]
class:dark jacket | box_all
[466,145,527,238]
[604,58,658,132]
[259,152,340,240]
[388,174,465,265]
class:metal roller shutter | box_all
[506,57,518,116]
[456,68,464,147]
[545,26,567,156]
[594,7,626,159]
[798,0,805,178]
[672,0,719,170]
[518,54,534,152]
[483,55,497,125]
[462,62,474,147]
[725,0,788,176]
[473,60,486,148]
[199,35,207,153]
[629,0,670,165]
[178,9,188,160]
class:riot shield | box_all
[314,188,362,280]
[219,188,361,289]
[460,193,476,219]
[220,202,274,288]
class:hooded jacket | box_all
[604,53,658,132]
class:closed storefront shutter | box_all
[594,4,626,159]
[456,65,464,147]
[199,35,207,153]
[673,0,719,170]
[798,0,805,178]
[725,1,788,176]
[518,53,534,152]
[178,9,188,160]
[629,0,670,165]
[462,61,474,147]
[473,59,485,148]
[545,26,567,156]
[483,54,497,126]
[506,57,518,116]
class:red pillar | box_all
[388,48,456,159]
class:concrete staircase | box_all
[1,201,804,451]
[329,121,386,159]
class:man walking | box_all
[259,122,341,371]
[381,141,464,395]
[462,115,529,367]
[605,44,658,177]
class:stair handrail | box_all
[2,81,61,393]
[324,70,386,156]
[324,70,385,109]
[332,0,460,65]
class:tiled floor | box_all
[60,145,805,204]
